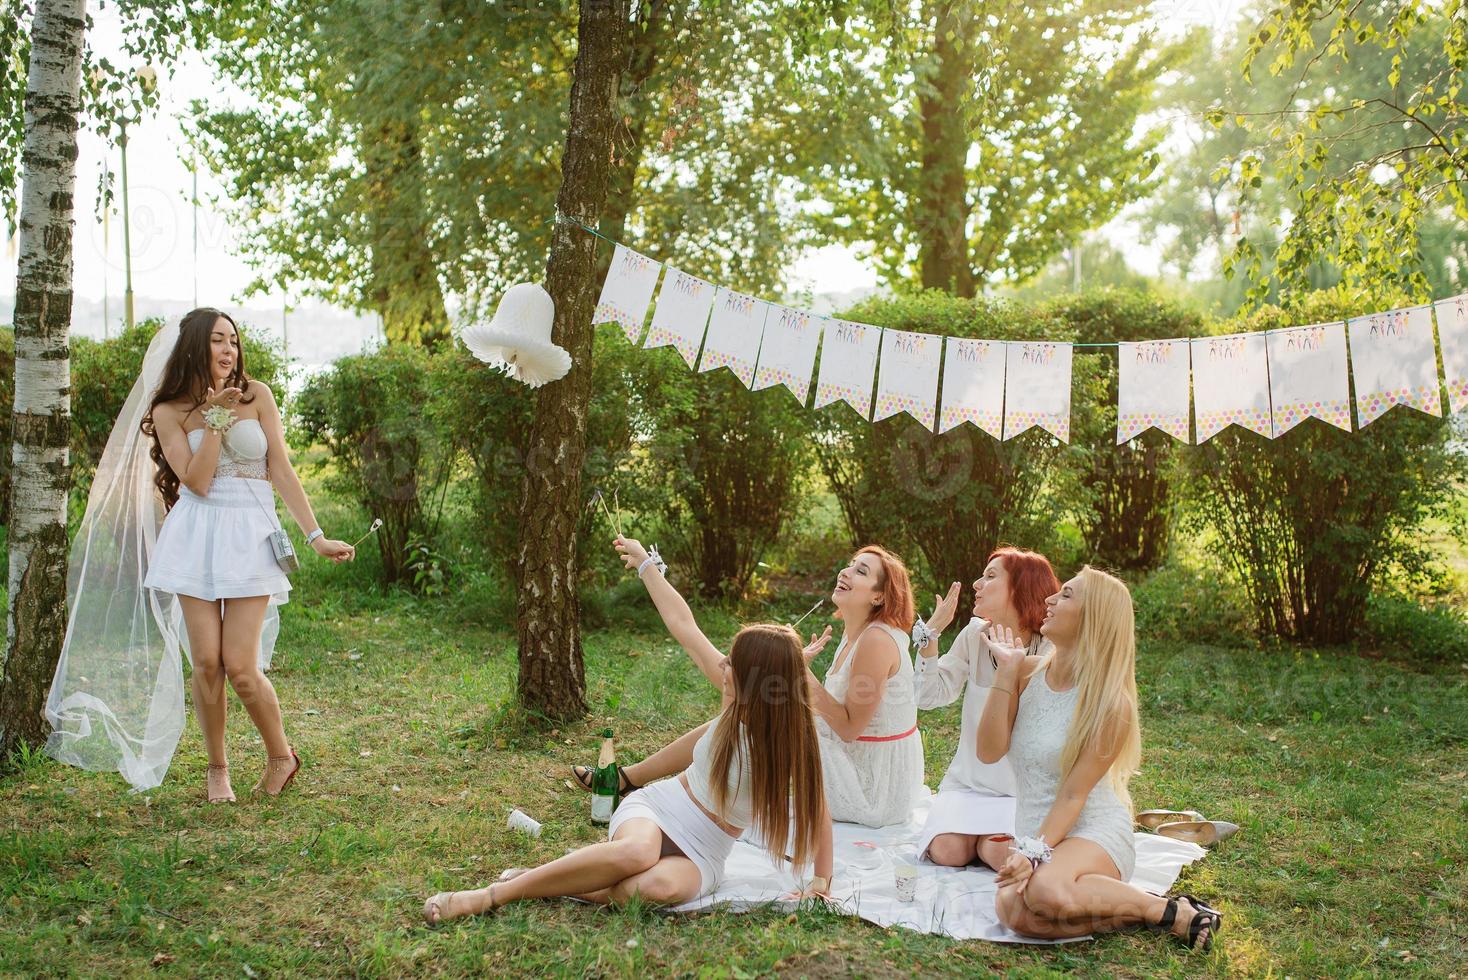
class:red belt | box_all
[857,723,919,743]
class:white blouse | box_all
[912,618,1046,797]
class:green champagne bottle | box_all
[591,728,618,825]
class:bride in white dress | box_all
[573,546,924,828]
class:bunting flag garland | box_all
[1433,293,1468,414]
[643,266,715,368]
[753,305,823,403]
[874,328,942,430]
[1266,322,1352,435]
[814,318,881,417]
[1347,305,1442,426]
[938,338,1005,437]
[593,244,662,343]
[698,287,769,388]
[1191,332,1273,442]
[1003,342,1073,442]
[1117,339,1191,443]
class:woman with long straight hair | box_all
[912,547,1060,870]
[979,567,1223,950]
[568,545,924,828]
[46,309,355,800]
[423,537,833,922]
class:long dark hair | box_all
[141,308,256,510]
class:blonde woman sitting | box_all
[979,567,1223,951]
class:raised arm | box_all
[914,611,989,710]
[615,536,726,689]
[806,628,898,742]
[153,397,228,497]
[975,626,1030,764]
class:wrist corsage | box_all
[1013,835,1053,868]
[202,405,237,433]
[911,619,935,649]
[637,545,667,579]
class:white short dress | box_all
[817,623,924,828]
[143,419,291,608]
[1010,665,1136,879]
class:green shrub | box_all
[1362,592,1468,665]
[812,290,1098,604]
[1183,287,1468,645]
[291,344,453,585]
[1046,288,1203,572]
[633,349,816,599]
[1131,560,1257,648]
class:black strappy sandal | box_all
[1152,894,1222,951]
[570,764,641,794]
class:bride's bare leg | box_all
[180,597,228,766]
[219,596,291,762]
[622,722,710,787]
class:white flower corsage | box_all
[202,405,237,433]
[1014,835,1053,866]
[637,545,667,579]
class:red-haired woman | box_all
[912,548,1061,870]
[571,546,924,828]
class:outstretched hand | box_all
[984,623,1029,674]
[204,386,243,410]
[614,535,649,571]
[801,625,833,664]
[926,581,962,635]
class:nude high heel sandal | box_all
[206,763,235,804]
[1155,820,1240,846]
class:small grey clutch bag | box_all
[268,527,299,574]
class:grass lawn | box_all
[3,560,1464,978]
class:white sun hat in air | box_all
[460,282,572,388]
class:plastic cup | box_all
[894,862,918,902]
[507,808,543,837]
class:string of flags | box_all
[590,230,1468,445]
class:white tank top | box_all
[685,716,755,828]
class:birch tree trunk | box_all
[0,0,85,760]
[514,0,627,719]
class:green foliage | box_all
[811,291,1096,598]
[1131,559,1257,649]
[1224,0,1468,304]
[1182,288,1468,645]
[1363,591,1468,665]
[291,344,453,584]
[1046,289,1204,571]
[633,348,816,599]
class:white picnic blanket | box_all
[670,789,1208,943]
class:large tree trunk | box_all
[514,0,627,721]
[363,118,449,347]
[915,0,975,297]
[0,0,85,762]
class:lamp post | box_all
[119,64,157,332]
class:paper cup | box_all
[894,862,918,902]
[507,808,543,837]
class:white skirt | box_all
[916,788,1018,862]
[144,477,292,605]
[608,778,739,897]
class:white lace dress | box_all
[1009,664,1136,879]
[817,623,924,828]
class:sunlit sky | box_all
[2,0,1248,349]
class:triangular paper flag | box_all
[1433,294,1468,413]
[1003,342,1072,442]
[698,287,769,388]
[753,305,822,404]
[874,329,941,430]
[1192,332,1272,441]
[644,267,715,368]
[938,338,1004,438]
[1117,339,1191,443]
[593,244,662,344]
[1266,322,1351,435]
[814,319,880,418]
[1347,305,1441,426]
